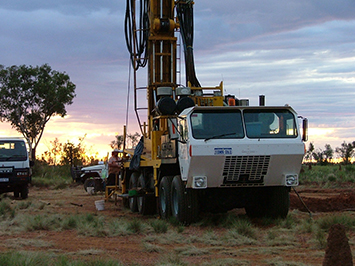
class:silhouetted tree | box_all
[323,144,334,164]
[0,64,76,160]
[305,142,315,162]
[61,136,87,166]
[110,135,124,150]
[336,141,355,165]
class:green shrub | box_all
[299,164,355,187]
[61,215,78,230]
[0,251,124,266]
[150,219,168,233]
[232,218,257,239]
[314,227,327,249]
[31,164,72,189]
[0,251,50,266]
[76,214,108,237]
[316,214,355,231]
[126,218,143,233]
[297,218,315,234]
[0,200,14,219]
[24,214,61,231]
[156,253,188,266]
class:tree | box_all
[127,132,140,148]
[110,135,124,150]
[305,142,315,162]
[110,132,141,150]
[41,137,63,165]
[323,144,334,164]
[313,144,334,165]
[61,136,87,166]
[336,141,355,165]
[0,64,76,160]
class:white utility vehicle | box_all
[0,137,32,199]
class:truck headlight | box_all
[285,174,298,186]
[192,176,207,189]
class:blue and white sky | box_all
[1,0,355,157]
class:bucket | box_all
[95,200,105,211]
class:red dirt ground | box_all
[1,185,355,265]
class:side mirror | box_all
[168,118,179,140]
[302,118,308,142]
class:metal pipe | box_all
[259,95,265,106]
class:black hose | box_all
[125,0,149,70]
[292,187,313,219]
[176,1,201,87]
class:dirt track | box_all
[1,184,355,265]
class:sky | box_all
[0,0,355,158]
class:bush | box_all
[299,164,355,187]
[126,219,143,234]
[31,164,72,189]
[150,219,169,233]
[0,200,14,219]
[316,214,355,231]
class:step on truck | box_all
[118,0,308,224]
[0,137,32,199]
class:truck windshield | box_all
[191,110,244,139]
[244,109,298,138]
[0,141,28,161]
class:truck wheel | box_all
[14,189,20,198]
[159,176,173,219]
[84,178,96,194]
[20,185,29,199]
[129,172,139,212]
[137,174,156,215]
[171,175,199,225]
[267,186,290,219]
[245,186,289,219]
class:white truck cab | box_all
[172,105,306,218]
[0,137,32,199]
[178,106,304,187]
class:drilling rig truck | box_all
[119,0,308,224]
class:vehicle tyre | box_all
[158,176,173,219]
[128,172,139,212]
[267,186,290,219]
[84,178,96,194]
[245,186,289,219]
[137,173,156,215]
[14,189,20,198]
[20,185,29,199]
[171,175,199,225]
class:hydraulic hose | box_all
[176,1,201,87]
[125,0,149,70]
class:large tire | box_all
[84,178,96,194]
[137,173,156,215]
[159,176,173,219]
[128,172,139,212]
[20,185,29,199]
[245,186,290,219]
[171,175,199,225]
[14,189,20,198]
